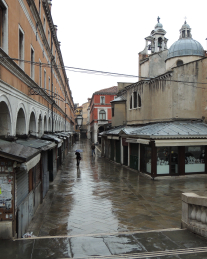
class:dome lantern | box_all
[166,21,205,70]
[179,21,192,39]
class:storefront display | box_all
[145,146,151,173]
[156,147,178,175]
[185,146,205,173]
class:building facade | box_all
[101,19,207,178]
[0,0,75,239]
[89,86,118,143]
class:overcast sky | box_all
[51,0,207,106]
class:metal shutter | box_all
[16,170,29,207]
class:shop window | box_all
[157,146,178,175]
[138,94,141,107]
[19,27,24,70]
[145,146,152,173]
[100,96,105,104]
[185,146,205,173]
[133,92,137,108]
[130,95,132,109]
[99,110,106,120]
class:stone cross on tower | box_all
[157,16,160,23]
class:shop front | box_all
[0,140,40,239]
[141,140,207,177]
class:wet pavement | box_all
[2,139,207,258]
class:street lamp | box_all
[76,115,83,140]
[76,115,83,128]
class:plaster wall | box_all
[171,61,202,119]
[127,80,173,125]
[0,0,74,129]
[140,60,149,79]
[127,59,205,125]
[139,50,168,80]
[148,50,168,77]
[166,56,203,71]
[112,102,126,127]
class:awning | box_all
[0,139,40,162]
[107,136,119,140]
[19,153,41,172]
[126,138,150,144]
[155,139,207,147]
[16,139,56,151]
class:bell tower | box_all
[141,17,168,55]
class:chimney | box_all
[48,0,52,11]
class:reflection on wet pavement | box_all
[3,139,207,258]
[28,139,207,237]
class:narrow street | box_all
[2,139,207,258]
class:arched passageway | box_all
[0,101,12,136]
[29,111,36,136]
[38,114,43,136]
[44,116,47,132]
[16,108,26,135]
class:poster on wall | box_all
[0,175,13,210]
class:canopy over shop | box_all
[100,121,207,177]
[0,140,40,239]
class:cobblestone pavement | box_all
[2,139,207,258]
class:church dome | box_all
[155,22,163,29]
[166,38,205,59]
[166,22,205,60]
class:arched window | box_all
[130,96,132,109]
[177,60,183,67]
[133,92,137,108]
[187,30,190,37]
[138,94,141,108]
[99,110,106,120]
[158,37,162,48]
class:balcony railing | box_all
[182,193,207,238]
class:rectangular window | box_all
[31,46,34,79]
[43,16,46,32]
[48,77,50,93]
[48,29,50,46]
[39,60,42,87]
[19,27,24,69]
[39,0,41,15]
[0,1,8,53]
[112,107,114,117]
[100,96,105,104]
[44,70,46,90]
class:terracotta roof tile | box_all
[95,86,118,95]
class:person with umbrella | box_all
[75,149,82,167]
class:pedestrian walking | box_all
[75,151,81,167]
[91,143,95,156]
